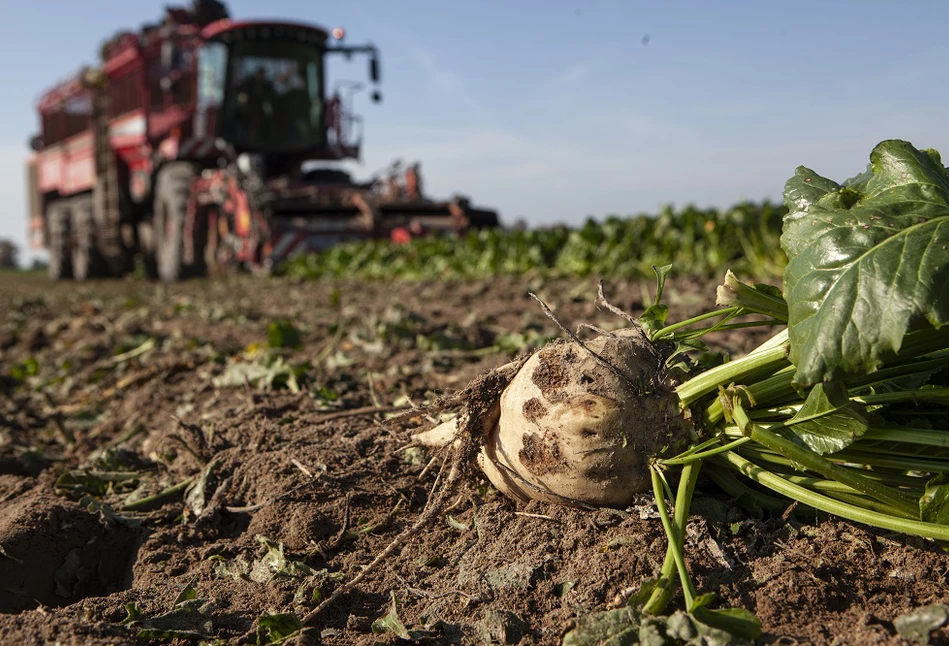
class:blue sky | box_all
[3,0,949,264]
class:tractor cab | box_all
[193,20,380,166]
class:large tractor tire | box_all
[137,220,159,280]
[70,195,106,281]
[153,162,205,282]
[46,201,72,280]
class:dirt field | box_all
[1,271,947,645]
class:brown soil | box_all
[0,272,947,645]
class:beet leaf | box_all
[781,139,949,388]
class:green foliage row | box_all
[280,200,789,281]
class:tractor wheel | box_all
[154,162,205,282]
[137,221,159,280]
[46,202,72,280]
[70,195,105,281]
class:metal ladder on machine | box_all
[82,67,124,274]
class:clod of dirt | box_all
[477,609,531,644]
[0,487,141,613]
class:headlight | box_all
[237,153,264,176]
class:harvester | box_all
[25,0,500,281]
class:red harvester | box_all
[26,0,500,281]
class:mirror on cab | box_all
[369,56,380,82]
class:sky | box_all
[3,0,949,266]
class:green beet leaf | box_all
[781,139,949,387]
[257,612,303,644]
[784,381,869,455]
[920,473,949,526]
[370,591,436,640]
